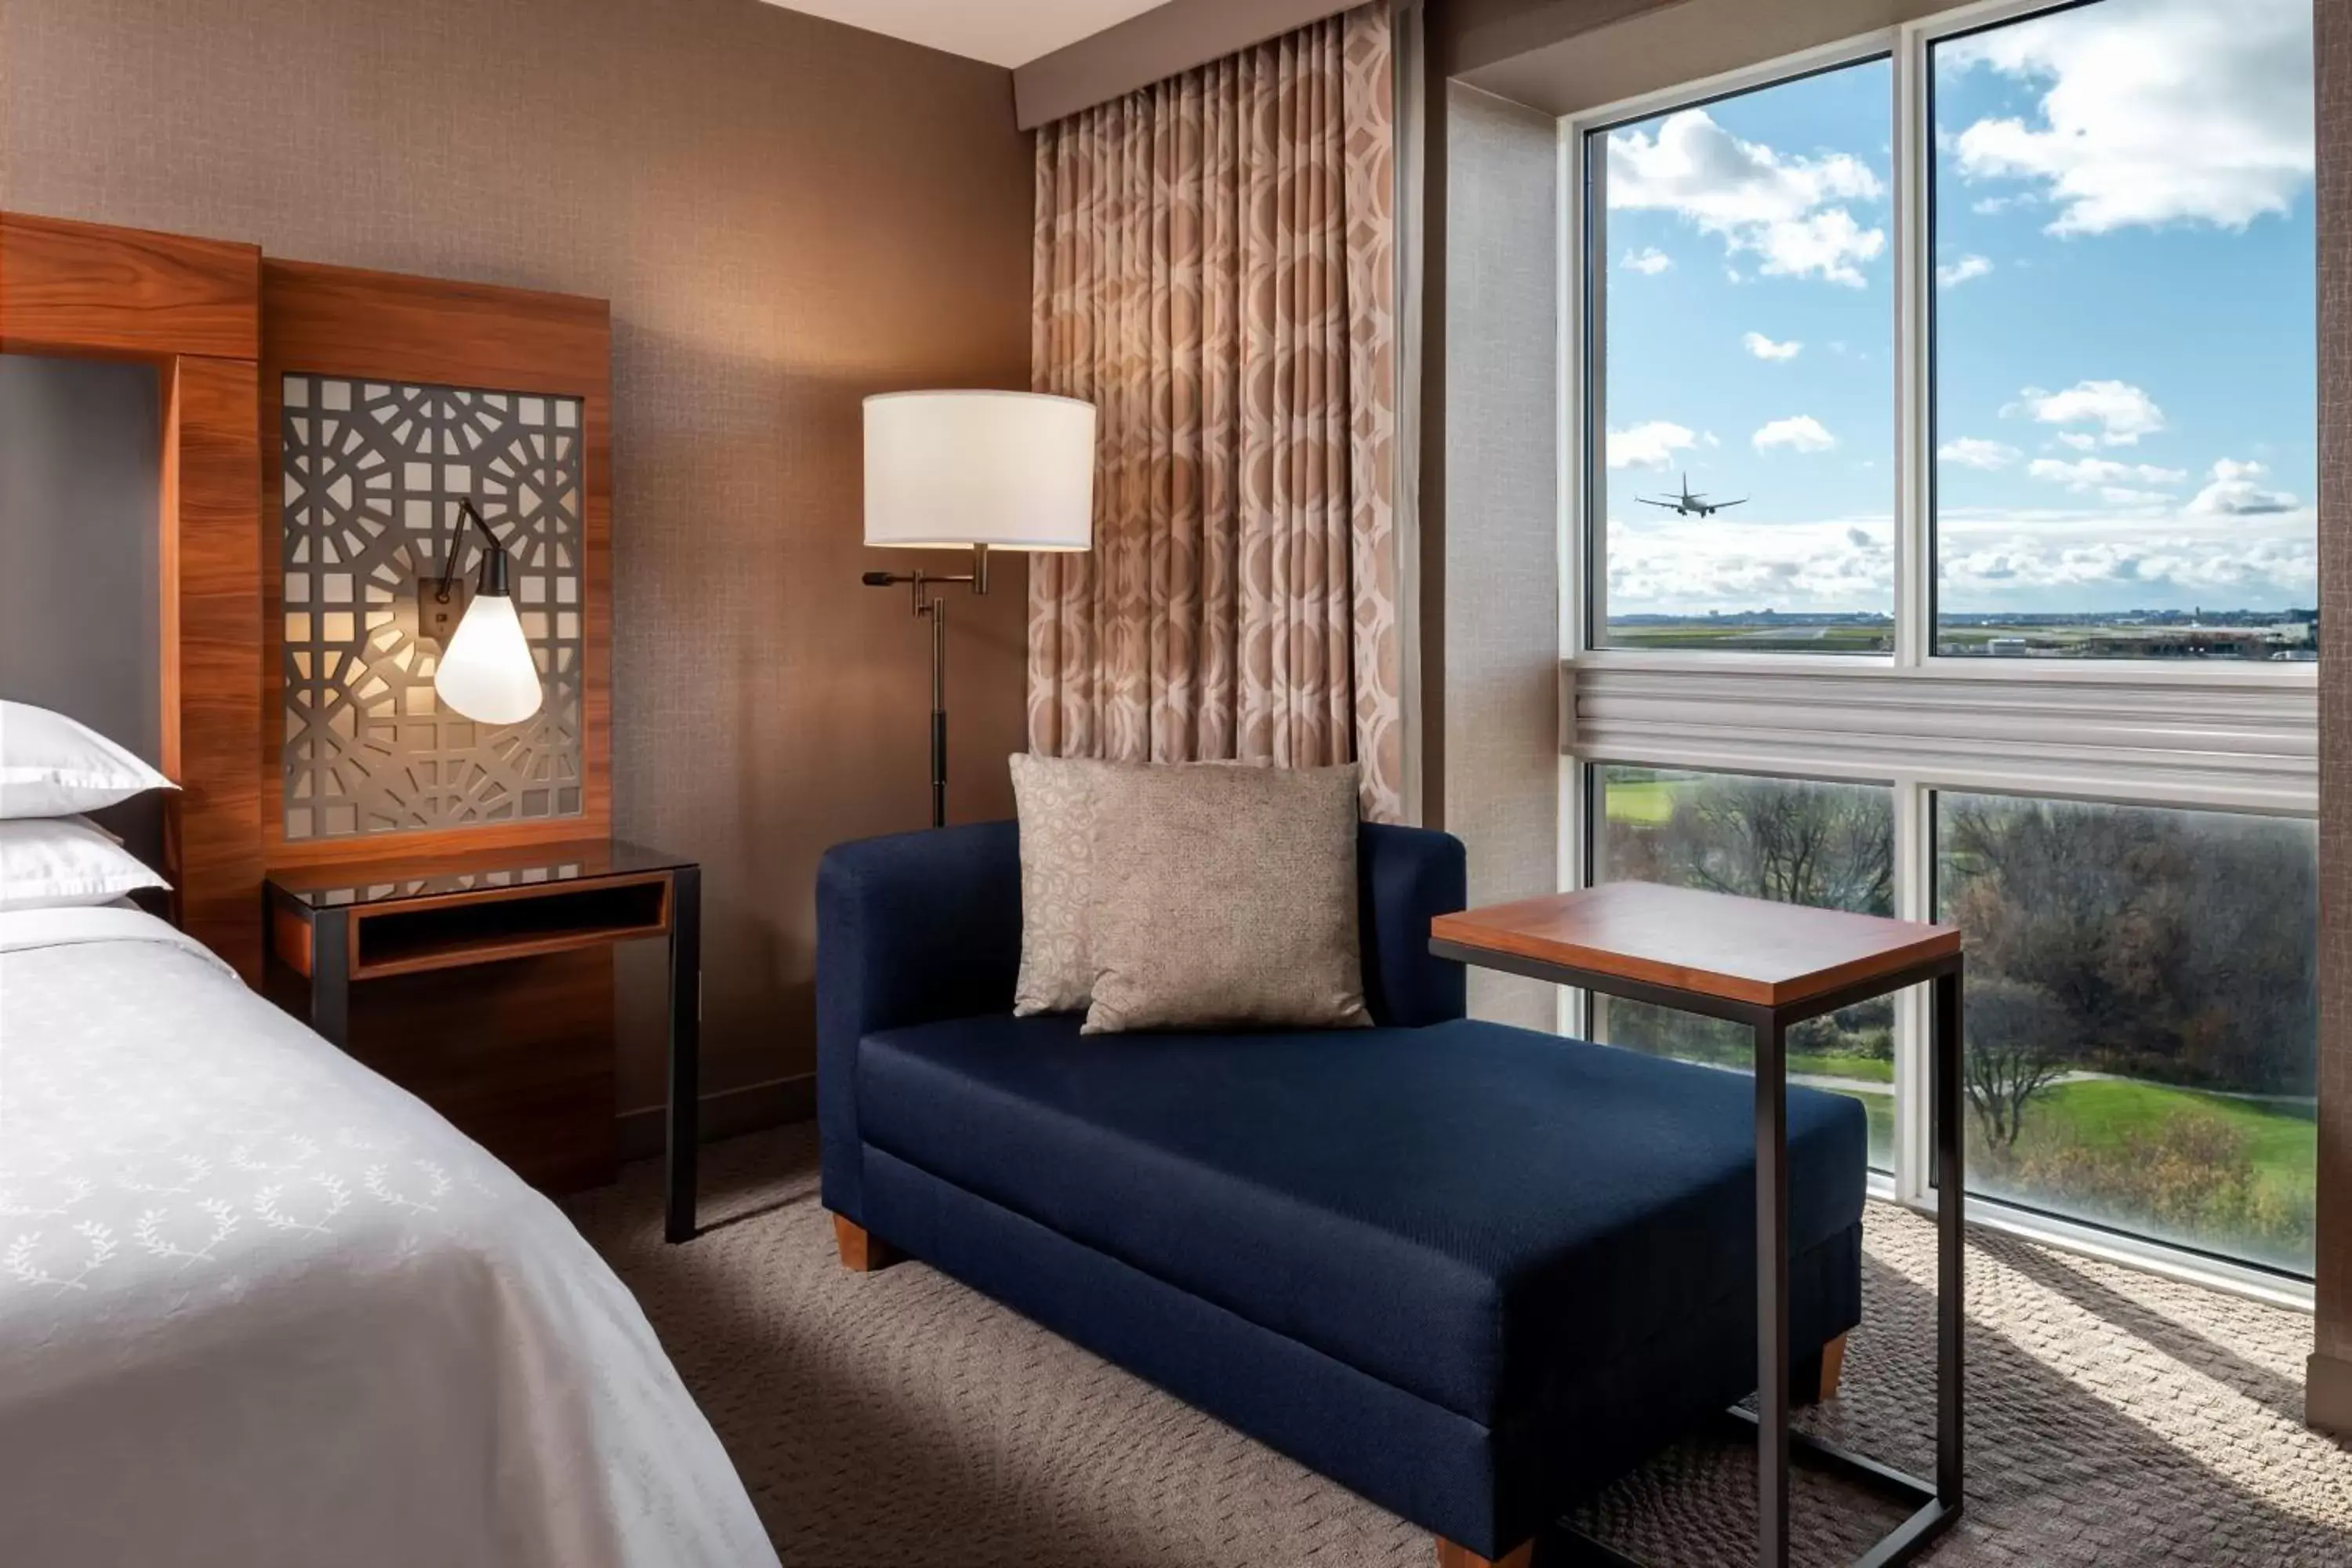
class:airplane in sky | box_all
[1636,474,1746,518]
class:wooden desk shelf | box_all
[273,873,671,981]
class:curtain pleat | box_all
[1027,3,1402,821]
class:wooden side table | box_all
[1431,880,1963,1568]
[264,838,705,1243]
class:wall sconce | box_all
[420,498,543,727]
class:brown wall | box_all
[0,0,1037,1120]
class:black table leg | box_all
[665,866,702,1244]
[1934,967,1965,1507]
[312,908,350,1048]
[1754,1010,1791,1568]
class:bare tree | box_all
[1961,977,2071,1149]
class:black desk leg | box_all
[1754,1011,1791,1568]
[312,909,350,1048]
[665,866,702,1244]
[1934,967,1965,1507]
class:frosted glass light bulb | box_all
[434,591,543,725]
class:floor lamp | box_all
[862,390,1096,828]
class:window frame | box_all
[1561,0,2323,688]
[1555,0,2319,1305]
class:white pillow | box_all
[0,815,170,912]
[0,701,176,818]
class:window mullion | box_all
[1893,24,1932,670]
[1893,776,1933,1204]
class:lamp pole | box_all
[862,544,989,829]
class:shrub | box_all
[1977,1109,2312,1268]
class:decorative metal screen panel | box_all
[281,375,584,840]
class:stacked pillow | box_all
[1009,753,1370,1035]
[0,700,176,912]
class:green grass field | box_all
[1604,777,1676,825]
[1727,1067,2316,1233]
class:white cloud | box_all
[2055,432,2099,452]
[2026,456,2188,494]
[1753,416,1836,454]
[1936,253,1994,287]
[1621,246,1674,275]
[1940,437,2020,470]
[1935,507,2315,609]
[1607,516,1892,614]
[2009,379,2166,446]
[1607,420,1698,470]
[1742,331,1802,361]
[1607,109,1886,286]
[1943,0,2312,235]
[2188,457,2299,515]
[1609,506,2314,615]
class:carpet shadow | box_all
[1969,1227,2310,1426]
[1563,1222,2352,1566]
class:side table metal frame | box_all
[1428,938,1964,1568]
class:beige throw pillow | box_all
[1009,753,1127,1015]
[1083,762,1370,1036]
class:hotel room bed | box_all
[0,905,776,1568]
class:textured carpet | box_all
[567,1126,2352,1566]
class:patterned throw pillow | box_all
[1009,753,1127,1016]
[1083,763,1370,1035]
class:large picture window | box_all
[1594,767,1897,1168]
[1566,0,2318,1288]
[1929,0,2318,658]
[1934,793,2317,1272]
[1591,60,1896,652]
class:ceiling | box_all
[763,0,1171,68]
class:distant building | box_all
[1988,637,2029,657]
[2081,626,2277,659]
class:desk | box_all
[265,839,702,1240]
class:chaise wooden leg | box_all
[1436,1538,1534,1568]
[832,1213,901,1272]
[1794,1331,1849,1405]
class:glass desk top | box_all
[264,838,692,910]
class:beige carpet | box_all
[566,1126,2352,1566]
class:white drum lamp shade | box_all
[863,391,1095,550]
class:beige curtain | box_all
[1026,3,1404,822]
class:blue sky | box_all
[1599,0,2316,620]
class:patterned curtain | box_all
[1026,3,1403,822]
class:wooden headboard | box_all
[2,212,615,988]
[0,212,264,981]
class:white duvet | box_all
[0,907,777,1568]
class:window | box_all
[1590,59,1896,652]
[1566,0,2318,1287]
[1594,767,1896,1168]
[1935,793,2317,1272]
[1929,1,2318,659]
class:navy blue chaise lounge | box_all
[816,819,1868,1566]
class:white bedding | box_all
[0,908,777,1568]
